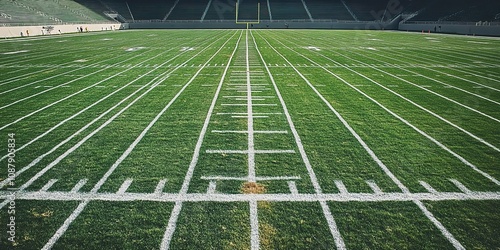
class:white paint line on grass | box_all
[449,179,472,194]
[160,31,243,250]
[288,181,299,194]
[251,31,346,249]
[201,176,301,181]
[5,190,500,203]
[41,201,90,250]
[334,180,348,194]
[0,50,139,98]
[70,179,88,193]
[304,45,500,153]
[413,200,466,250]
[211,130,288,134]
[279,39,500,184]
[40,179,58,192]
[155,179,168,195]
[0,67,171,189]
[419,181,438,194]
[207,181,217,194]
[250,200,260,250]
[0,50,170,133]
[41,31,241,250]
[266,32,466,250]
[206,149,296,154]
[117,179,133,194]
[366,180,383,194]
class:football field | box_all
[0,29,499,249]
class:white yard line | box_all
[272,36,500,185]
[366,180,383,194]
[41,31,241,250]
[251,30,346,250]
[419,181,439,194]
[160,31,243,250]
[70,179,88,193]
[117,179,133,194]
[40,179,58,192]
[0,54,192,188]
[155,179,168,195]
[259,31,465,250]
[0,51,137,98]
[0,32,237,196]
[0,50,170,133]
[4,190,500,203]
[250,200,260,250]
[246,29,257,183]
[352,49,500,103]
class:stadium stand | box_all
[2,0,499,26]
[306,0,354,21]
[127,0,175,20]
[409,0,500,22]
[269,0,309,20]
[167,0,208,20]
[0,0,110,25]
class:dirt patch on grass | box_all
[241,182,266,194]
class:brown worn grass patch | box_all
[30,209,53,218]
[241,182,266,194]
[260,223,278,249]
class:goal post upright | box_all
[236,1,260,29]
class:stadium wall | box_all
[0,23,126,38]
[128,19,400,30]
[399,22,500,36]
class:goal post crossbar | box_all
[236,1,260,27]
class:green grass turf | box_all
[0,29,499,249]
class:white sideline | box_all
[160,31,242,250]
[42,31,242,250]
